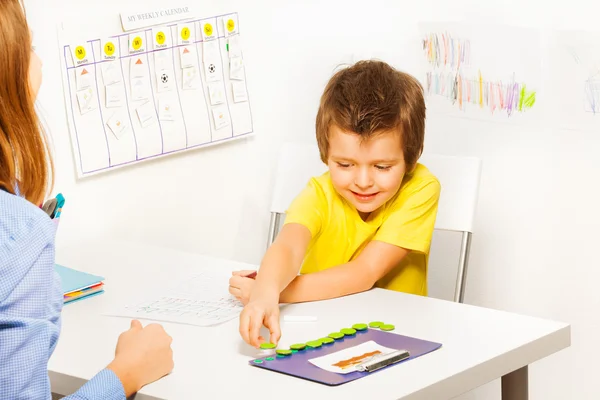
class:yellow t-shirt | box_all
[283,163,441,296]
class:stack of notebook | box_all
[54,264,105,304]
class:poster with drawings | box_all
[58,12,253,178]
[418,21,541,125]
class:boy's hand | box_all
[239,293,281,348]
[107,320,174,397]
[228,271,256,305]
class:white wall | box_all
[25,0,599,398]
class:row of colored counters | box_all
[253,321,396,363]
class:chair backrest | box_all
[269,142,327,215]
[269,143,482,233]
[418,153,482,234]
[267,142,482,303]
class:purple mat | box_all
[249,328,442,386]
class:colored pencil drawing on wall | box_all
[419,22,541,123]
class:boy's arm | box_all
[279,241,409,303]
[240,224,313,347]
[251,223,312,298]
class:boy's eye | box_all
[337,162,351,168]
[375,165,391,170]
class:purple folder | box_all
[249,328,442,386]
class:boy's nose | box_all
[354,168,374,189]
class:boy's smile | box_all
[327,125,408,220]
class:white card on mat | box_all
[105,83,123,108]
[308,341,398,374]
[136,102,156,127]
[76,87,97,115]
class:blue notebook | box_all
[54,264,105,304]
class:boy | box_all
[229,60,441,347]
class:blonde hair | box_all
[0,0,53,205]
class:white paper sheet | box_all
[105,268,244,327]
[308,340,398,374]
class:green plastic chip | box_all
[265,357,275,361]
[253,359,263,364]
[341,328,357,336]
[352,323,368,331]
[276,349,292,356]
[306,340,322,348]
[259,342,276,350]
[328,332,344,340]
[320,337,335,344]
[290,343,306,350]
[291,349,298,353]
[380,324,395,331]
[369,321,384,328]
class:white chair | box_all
[418,153,482,303]
[266,143,327,247]
[267,142,482,303]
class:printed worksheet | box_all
[105,268,243,327]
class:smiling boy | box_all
[230,60,441,347]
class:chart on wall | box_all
[58,11,253,178]
[418,22,541,125]
[547,30,600,133]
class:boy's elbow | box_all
[349,262,379,292]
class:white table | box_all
[50,241,570,400]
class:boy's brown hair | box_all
[316,60,426,168]
[0,0,53,205]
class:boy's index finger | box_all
[249,312,264,347]
[265,313,281,345]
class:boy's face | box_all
[327,125,407,218]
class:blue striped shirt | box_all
[0,189,125,399]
